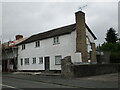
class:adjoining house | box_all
[0,41,2,70]
[2,35,28,72]
[16,11,97,71]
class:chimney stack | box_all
[75,11,88,62]
[15,35,23,40]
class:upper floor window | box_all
[55,55,62,65]
[22,44,25,50]
[39,57,43,64]
[35,41,40,47]
[24,58,29,65]
[32,57,36,64]
[53,36,59,45]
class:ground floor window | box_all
[55,55,62,65]
[32,57,36,64]
[24,58,29,65]
[39,57,43,64]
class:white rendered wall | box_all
[18,28,95,71]
[18,31,82,70]
[86,28,95,43]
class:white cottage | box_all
[17,11,97,71]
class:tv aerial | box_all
[79,5,88,11]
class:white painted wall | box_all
[86,28,96,61]
[18,31,82,70]
[18,28,95,71]
[86,28,95,43]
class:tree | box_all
[105,28,118,43]
[100,43,120,52]
[98,28,120,63]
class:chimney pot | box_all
[15,35,23,40]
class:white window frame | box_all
[32,57,36,64]
[53,36,60,45]
[24,58,29,65]
[22,44,25,50]
[39,57,43,64]
[55,55,62,65]
[35,41,40,47]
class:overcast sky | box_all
[1,1,119,46]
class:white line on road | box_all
[0,84,23,90]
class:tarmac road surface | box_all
[2,76,75,89]
[1,73,119,89]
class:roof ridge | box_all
[32,23,76,37]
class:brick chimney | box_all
[15,35,23,40]
[75,11,88,62]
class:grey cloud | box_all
[118,1,120,38]
[2,2,118,46]
[0,3,2,38]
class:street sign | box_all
[9,41,15,47]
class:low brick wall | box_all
[61,56,120,78]
[72,64,119,77]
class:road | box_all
[1,73,119,89]
[2,76,75,89]
[2,75,93,90]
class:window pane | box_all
[33,57,36,64]
[35,42,37,47]
[38,41,40,47]
[39,57,43,64]
[53,37,56,44]
[22,44,25,50]
[35,41,40,47]
[25,58,29,65]
[55,56,62,65]
[53,36,59,44]
[57,37,59,43]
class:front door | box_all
[44,57,50,70]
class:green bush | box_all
[99,43,120,63]
[100,43,120,52]
[110,52,120,63]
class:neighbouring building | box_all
[2,35,28,72]
[16,11,97,71]
[0,41,2,70]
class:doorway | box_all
[44,57,50,70]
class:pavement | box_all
[2,72,119,88]
[12,71,60,76]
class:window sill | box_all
[53,43,60,45]
[38,63,43,64]
[24,64,29,65]
[35,46,40,48]
[55,64,61,65]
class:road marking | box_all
[0,84,23,90]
